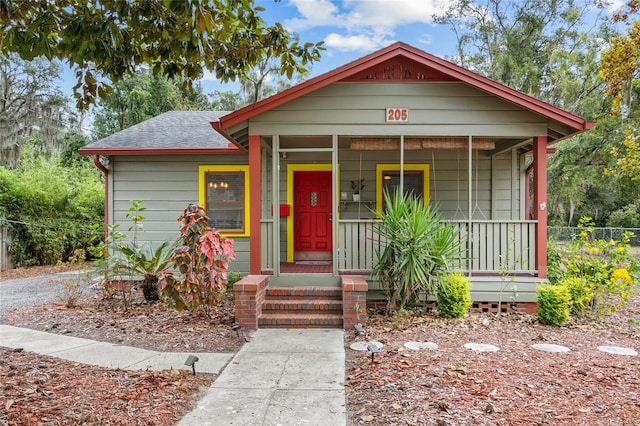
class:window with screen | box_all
[199,166,250,236]
[376,164,430,212]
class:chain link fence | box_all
[548,227,640,246]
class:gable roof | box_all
[214,42,594,150]
[80,111,239,156]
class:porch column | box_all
[249,134,261,274]
[533,135,548,278]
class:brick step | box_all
[265,287,342,300]
[261,299,343,314]
[259,313,343,328]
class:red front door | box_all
[294,171,332,260]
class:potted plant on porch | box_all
[351,178,365,202]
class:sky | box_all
[58,0,626,128]
[196,0,465,93]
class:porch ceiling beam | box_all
[279,147,334,153]
[350,137,495,151]
[491,138,533,157]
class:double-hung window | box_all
[375,164,430,212]
[199,165,250,236]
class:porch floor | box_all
[279,261,333,274]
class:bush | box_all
[560,276,593,316]
[160,204,236,318]
[0,151,103,266]
[549,217,638,315]
[436,272,472,318]
[606,204,640,228]
[537,284,570,326]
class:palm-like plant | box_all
[119,241,174,301]
[371,189,464,314]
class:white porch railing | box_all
[260,218,537,275]
[336,219,537,274]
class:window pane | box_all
[205,172,244,231]
[382,171,424,198]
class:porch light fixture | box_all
[184,355,199,375]
[367,343,379,363]
[208,179,229,189]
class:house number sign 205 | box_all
[386,107,409,122]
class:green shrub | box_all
[227,271,244,286]
[606,204,640,228]
[436,272,472,318]
[0,152,103,266]
[550,217,638,315]
[537,284,571,326]
[560,276,593,316]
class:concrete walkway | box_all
[0,325,346,426]
[178,329,345,426]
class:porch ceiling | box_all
[255,134,536,156]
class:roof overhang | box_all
[79,146,242,156]
[213,42,594,150]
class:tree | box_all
[434,0,608,111]
[209,90,246,112]
[0,53,73,168]
[600,1,640,181]
[0,1,324,110]
[92,69,211,137]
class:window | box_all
[199,165,250,236]
[376,164,430,212]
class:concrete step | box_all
[259,313,343,328]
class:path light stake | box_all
[184,355,199,375]
[367,343,379,363]
[354,323,364,336]
[232,324,241,337]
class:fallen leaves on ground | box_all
[0,347,214,425]
[2,286,243,353]
[346,292,640,425]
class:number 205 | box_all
[386,107,408,122]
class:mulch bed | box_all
[0,347,215,425]
[345,295,640,425]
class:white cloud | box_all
[200,69,218,82]
[284,0,450,53]
[324,33,385,51]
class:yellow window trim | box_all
[375,163,430,212]
[198,165,250,237]
[286,164,339,263]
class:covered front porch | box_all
[212,43,593,329]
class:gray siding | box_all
[245,82,547,137]
[110,155,250,273]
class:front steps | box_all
[259,287,343,328]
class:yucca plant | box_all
[371,189,464,314]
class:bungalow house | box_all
[80,42,594,330]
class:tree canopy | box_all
[0,0,324,110]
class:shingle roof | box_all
[81,111,232,154]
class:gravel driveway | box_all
[0,271,98,318]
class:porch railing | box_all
[337,219,537,275]
[260,218,537,275]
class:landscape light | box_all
[354,323,365,336]
[232,324,241,337]
[367,343,379,363]
[184,355,199,375]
